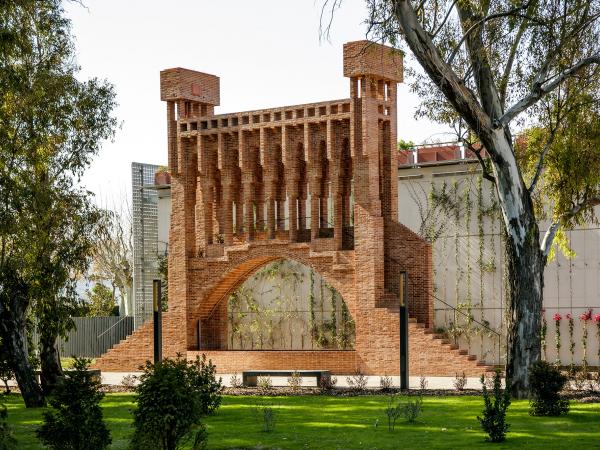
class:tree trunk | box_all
[2,316,44,407]
[39,330,63,396]
[490,130,544,398]
[504,225,544,398]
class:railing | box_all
[31,316,135,358]
[386,253,503,366]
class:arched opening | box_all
[201,259,355,351]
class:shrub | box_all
[121,374,137,390]
[129,355,222,450]
[36,357,111,450]
[453,372,467,391]
[257,375,272,390]
[188,354,223,415]
[477,370,510,443]
[384,395,402,431]
[229,373,242,388]
[419,375,428,390]
[319,374,337,391]
[0,402,17,450]
[402,395,423,423]
[529,361,569,416]
[379,375,394,392]
[287,371,303,392]
[254,401,277,432]
[346,370,368,391]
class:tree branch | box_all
[391,1,492,142]
[527,126,558,193]
[541,196,600,256]
[498,55,600,127]
[447,2,532,65]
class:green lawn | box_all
[4,393,600,449]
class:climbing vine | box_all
[223,260,355,351]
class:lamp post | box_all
[153,279,162,363]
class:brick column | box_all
[288,194,297,242]
[222,183,234,245]
[244,183,254,241]
[333,190,343,250]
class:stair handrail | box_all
[96,315,131,340]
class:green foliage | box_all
[397,139,415,151]
[402,395,423,423]
[0,339,13,394]
[478,370,511,443]
[529,361,569,416]
[0,402,17,450]
[0,0,117,404]
[36,358,111,450]
[129,355,222,450]
[253,401,277,432]
[82,284,119,317]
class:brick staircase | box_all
[408,317,496,376]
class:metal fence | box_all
[32,316,134,358]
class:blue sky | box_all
[65,0,452,201]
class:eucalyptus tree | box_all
[323,0,600,397]
[0,0,117,406]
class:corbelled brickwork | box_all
[95,40,493,377]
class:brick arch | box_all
[194,246,356,323]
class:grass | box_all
[4,393,600,449]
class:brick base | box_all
[94,317,493,377]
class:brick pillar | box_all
[244,183,254,241]
[320,195,328,228]
[333,190,343,250]
[310,188,320,240]
[222,183,233,245]
[288,194,297,242]
[266,195,276,239]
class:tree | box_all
[82,284,119,317]
[323,0,600,397]
[36,358,112,450]
[89,204,134,316]
[0,1,117,406]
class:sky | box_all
[64,0,453,201]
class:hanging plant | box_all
[309,269,316,345]
[566,313,575,366]
[580,309,593,370]
[553,313,562,365]
[540,309,547,361]
[594,314,600,365]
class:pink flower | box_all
[594,314,600,323]
[553,313,562,322]
[580,309,593,322]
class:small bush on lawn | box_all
[477,370,510,443]
[0,400,17,450]
[384,394,402,431]
[253,401,277,432]
[36,357,111,450]
[129,355,222,450]
[402,395,423,423]
[287,371,302,392]
[529,361,569,416]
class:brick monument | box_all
[96,41,492,377]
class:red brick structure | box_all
[95,41,492,377]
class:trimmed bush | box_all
[36,357,111,450]
[529,361,569,416]
[129,355,222,450]
[477,370,510,443]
